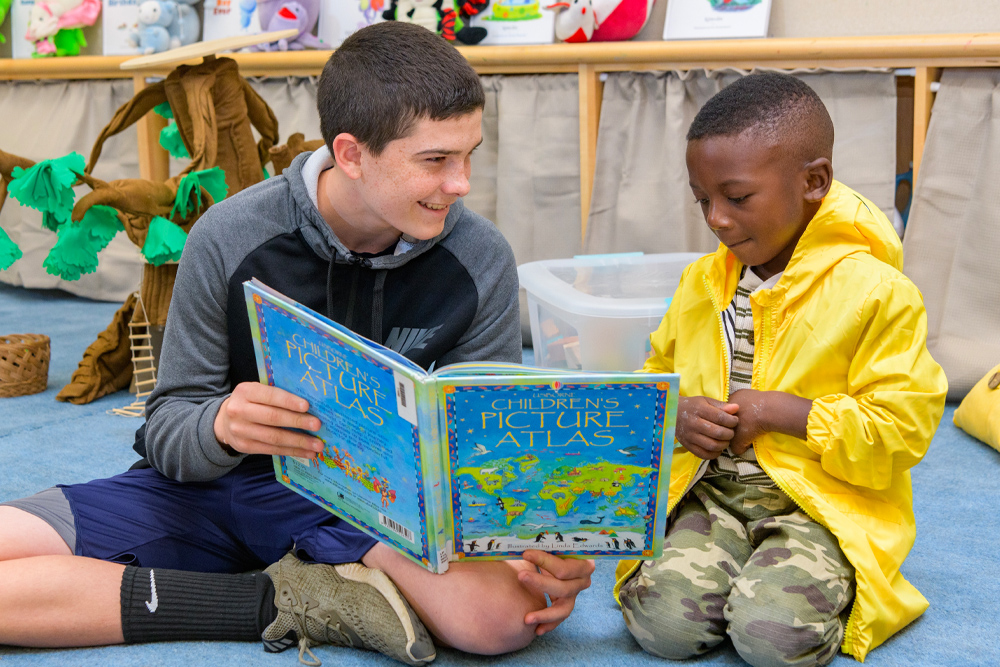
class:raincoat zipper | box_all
[663,276,734,515]
[747,297,862,659]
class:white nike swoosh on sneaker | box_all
[145,569,159,613]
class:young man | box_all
[0,21,594,666]
[615,73,947,665]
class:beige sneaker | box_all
[262,553,436,667]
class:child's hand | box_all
[518,551,596,635]
[676,395,739,460]
[726,389,769,455]
[727,389,813,454]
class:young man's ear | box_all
[803,157,833,203]
[330,133,365,180]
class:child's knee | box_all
[619,567,727,660]
[726,590,843,667]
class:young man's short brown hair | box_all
[317,22,485,157]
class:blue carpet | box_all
[0,282,996,667]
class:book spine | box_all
[416,377,451,574]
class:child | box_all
[615,72,947,666]
[0,21,593,666]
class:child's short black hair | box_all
[687,72,834,159]
[317,22,485,156]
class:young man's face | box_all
[357,111,483,241]
[686,131,816,278]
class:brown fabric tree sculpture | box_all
[0,55,279,404]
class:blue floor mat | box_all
[0,282,996,667]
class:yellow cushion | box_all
[953,363,1000,451]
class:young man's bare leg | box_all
[363,542,546,655]
[0,506,268,649]
[0,506,124,647]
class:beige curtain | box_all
[903,68,1000,400]
[585,69,898,255]
[0,79,144,301]
[471,74,583,342]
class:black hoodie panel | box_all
[226,230,479,387]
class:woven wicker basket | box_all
[0,334,51,398]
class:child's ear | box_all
[330,133,364,180]
[803,157,833,203]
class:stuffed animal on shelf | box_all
[0,0,12,45]
[24,0,101,56]
[127,0,201,55]
[382,0,487,44]
[246,0,327,50]
[252,0,327,50]
[546,0,652,42]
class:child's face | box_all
[356,111,482,242]
[686,132,821,278]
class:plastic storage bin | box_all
[518,252,704,372]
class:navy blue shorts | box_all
[60,456,377,572]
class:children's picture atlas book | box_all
[245,278,678,573]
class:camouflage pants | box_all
[619,477,855,667]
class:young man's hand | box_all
[676,395,739,460]
[214,382,324,458]
[517,551,596,635]
[727,389,813,454]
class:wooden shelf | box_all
[0,33,982,235]
[3,33,1000,80]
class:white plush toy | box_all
[127,0,200,54]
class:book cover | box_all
[10,0,34,58]
[102,0,141,56]
[663,0,771,40]
[468,0,555,46]
[202,0,262,42]
[245,278,677,573]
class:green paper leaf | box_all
[171,167,229,220]
[41,210,69,232]
[81,205,124,251]
[42,221,101,281]
[193,168,229,205]
[262,166,270,180]
[153,101,174,119]
[159,123,190,159]
[0,226,22,271]
[142,216,188,266]
[8,153,85,227]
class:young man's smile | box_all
[318,110,483,253]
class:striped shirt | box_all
[705,266,782,487]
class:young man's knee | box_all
[451,591,539,655]
[619,571,727,660]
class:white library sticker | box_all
[394,371,417,425]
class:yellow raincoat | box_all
[614,180,948,661]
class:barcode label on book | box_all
[380,513,414,543]
[393,371,418,425]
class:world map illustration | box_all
[455,453,653,542]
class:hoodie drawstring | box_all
[327,251,382,341]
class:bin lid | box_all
[517,252,705,318]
